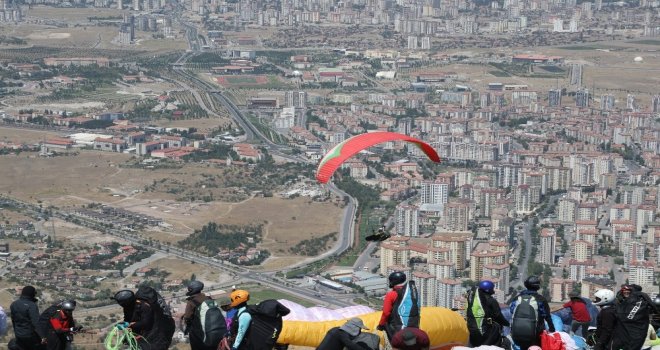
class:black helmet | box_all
[524,275,541,291]
[388,271,406,288]
[61,300,76,312]
[112,290,136,307]
[186,280,204,296]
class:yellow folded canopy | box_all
[278,307,469,350]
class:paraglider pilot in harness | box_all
[466,280,509,347]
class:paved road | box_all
[512,195,560,289]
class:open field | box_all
[0,146,343,267]
[0,126,61,143]
[26,6,125,23]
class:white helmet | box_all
[593,289,615,306]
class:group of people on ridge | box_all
[8,285,81,350]
[466,275,660,350]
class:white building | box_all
[539,228,556,265]
[420,181,449,206]
[396,204,419,237]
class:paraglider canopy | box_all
[316,132,441,184]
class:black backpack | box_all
[192,298,227,348]
[231,299,290,350]
[510,293,540,346]
[135,286,176,342]
[391,281,420,329]
[37,304,61,337]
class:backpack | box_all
[353,332,380,350]
[37,304,61,337]
[540,331,566,350]
[135,286,176,343]
[510,293,540,346]
[391,281,420,329]
[231,299,291,350]
[192,298,227,347]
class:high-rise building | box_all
[600,94,615,110]
[412,271,436,306]
[437,279,463,308]
[407,36,418,50]
[576,89,589,107]
[133,0,140,10]
[420,181,449,206]
[651,95,660,113]
[444,200,470,231]
[395,204,419,237]
[421,37,431,50]
[626,94,636,110]
[540,228,556,265]
[553,18,563,32]
[628,260,654,290]
[432,234,470,271]
[548,89,562,107]
[379,237,411,275]
[284,91,306,108]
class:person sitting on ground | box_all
[316,318,370,350]
[391,327,430,350]
[562,291,591,337]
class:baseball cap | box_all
[340,318,369,337]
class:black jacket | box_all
[316,327,365,350]
[594,305,615,350]
[612,292,651,350]
[467,289,509,346]
[10,296,44,339]
[131,300,172,350]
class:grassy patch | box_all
[489,70,511,77]
[239,283,315,307]
[557,45,603,50]
[538,65,565,73]
[629,39,660,46]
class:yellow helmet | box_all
[229,289,250,308]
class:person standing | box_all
[509,276,555,350]
[110,290,136,323]
[592,289,616,350]
[44,300,80,350]
[612,285,651,350]
[562,291,591,337]
[10,285,46,350]
[377,272,420,341]
[229,290,252,350]
[181,281,223,350]
[466,280,509,346]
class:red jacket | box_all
[563,300,591,323]
[50,310,73,333]
[379,285,403,326]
